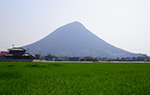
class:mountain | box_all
[24,21,141,58]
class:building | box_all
[0,51,9,56]
[81,56,99,61]
[0,47,34,62]
[8,47,26,55]
[4,47,33,59]
[68,57,81,61]
[55,57,68,61]
[44,54,56,61]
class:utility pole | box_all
[27,48,29,53]
[12,44,15,48]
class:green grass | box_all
[0,62,150,95]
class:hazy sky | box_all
[0,0,150,55]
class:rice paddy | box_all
[0,62,150,95]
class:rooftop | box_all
[8,47,26,51]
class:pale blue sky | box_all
[0,0,150,55]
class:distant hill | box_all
[24,21,142,58]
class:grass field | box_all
[0,62,150,95]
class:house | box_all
[44,54,56,61]
[0,47,34,62]
[68,57,81,61]
[55,57,68,61]
[0,51,9,56]
[5,47,33,59]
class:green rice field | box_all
[0,62,150,95]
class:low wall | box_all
[0,59,33,62]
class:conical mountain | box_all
[24,21,140,58]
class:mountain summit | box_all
[24,21,140,58]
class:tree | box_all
[35,54,43,60]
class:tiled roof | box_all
[8,47,26,51]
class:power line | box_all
[0,41,12,50]
[0,43,10,47]
[0,41,11,46]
